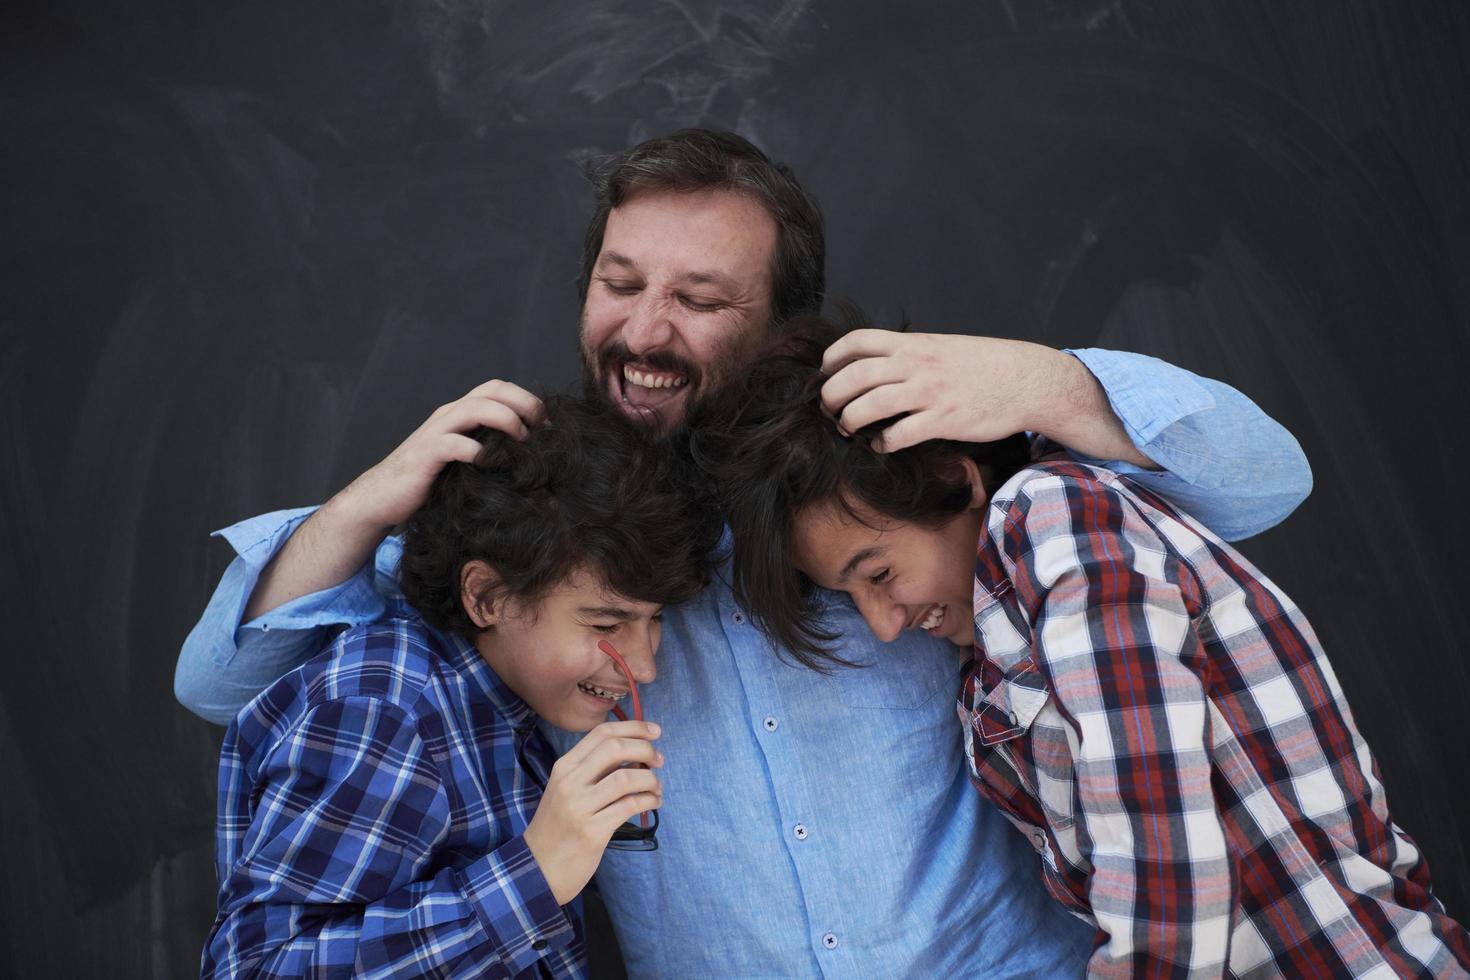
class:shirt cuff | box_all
[212,507,387,642]
[1064,348,1217,487]
[1066,348,1216,442]
[456,835,576,974]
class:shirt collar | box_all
[426,622,539,732]
[971,524,1012,618]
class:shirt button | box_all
[1008,711,1019,725]
[732,611,746,624]
[1032,831,1046,849]
[794,823,808,840]
[762,715,778,732]
[822,932,838,950]
[531,938,548,951]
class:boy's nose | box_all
[855,594,905,644]
[622,639,657,685]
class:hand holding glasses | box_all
[598,639,660,852]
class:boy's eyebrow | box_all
[578,605,640,620]
[838,547,885,584]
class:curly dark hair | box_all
[399,396,721,636]
[576,128,826,329]
[690,307,1033,670]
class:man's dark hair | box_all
[400,396,721,636]
[577,129,826,328]
[691,308,1032,669]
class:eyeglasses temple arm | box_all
[597,639,649,827]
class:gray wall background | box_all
[2,1,1467,975]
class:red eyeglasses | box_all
[598,639,659,851]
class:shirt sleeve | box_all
[203,695,575,978]
[174,507,396,724]
[1064,348,1313,541]
[997,471,1236,977]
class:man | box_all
[177,129,1313,976]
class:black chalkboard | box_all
[3,1,1466,974]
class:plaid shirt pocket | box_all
[972,654,1050,746]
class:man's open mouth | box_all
[611,360,694,418]
[623,364,688,390]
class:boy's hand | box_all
[523,720,664,906]
[339,380,545,531]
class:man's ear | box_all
[459,560,502,629]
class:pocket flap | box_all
[967,657,1050,746]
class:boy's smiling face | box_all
[793,462,989,649]
[465,565,663,732]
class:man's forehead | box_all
[600,188,777,284]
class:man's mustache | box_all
[597,342,702,387]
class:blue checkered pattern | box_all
[202,611,585,978]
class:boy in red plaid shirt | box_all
[701,314,1470,977]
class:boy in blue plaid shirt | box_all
[201,397,719,978]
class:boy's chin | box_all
[945,619,976,648]
[541,710,597,734]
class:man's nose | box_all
[855,594,905,644]
[621,292,675,355]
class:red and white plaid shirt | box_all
[960,458,1470,978]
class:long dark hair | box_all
[691,308,1031,669]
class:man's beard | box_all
[578,335,755,442]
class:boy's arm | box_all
[998,470,1235,975]
[820,332,1312,541]
[203,695,577,979]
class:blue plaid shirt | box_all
[202,610,586,979]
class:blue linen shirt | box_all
[177,349,1312,977]
[203,611,585,978]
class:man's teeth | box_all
[623,365,689,390]
[578,681,626,702]
[919,605,946,631]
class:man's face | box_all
[580,188,779,431]
[474,567,664,733]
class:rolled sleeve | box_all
[174,507,389,724]
[1064,349,1313,541]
